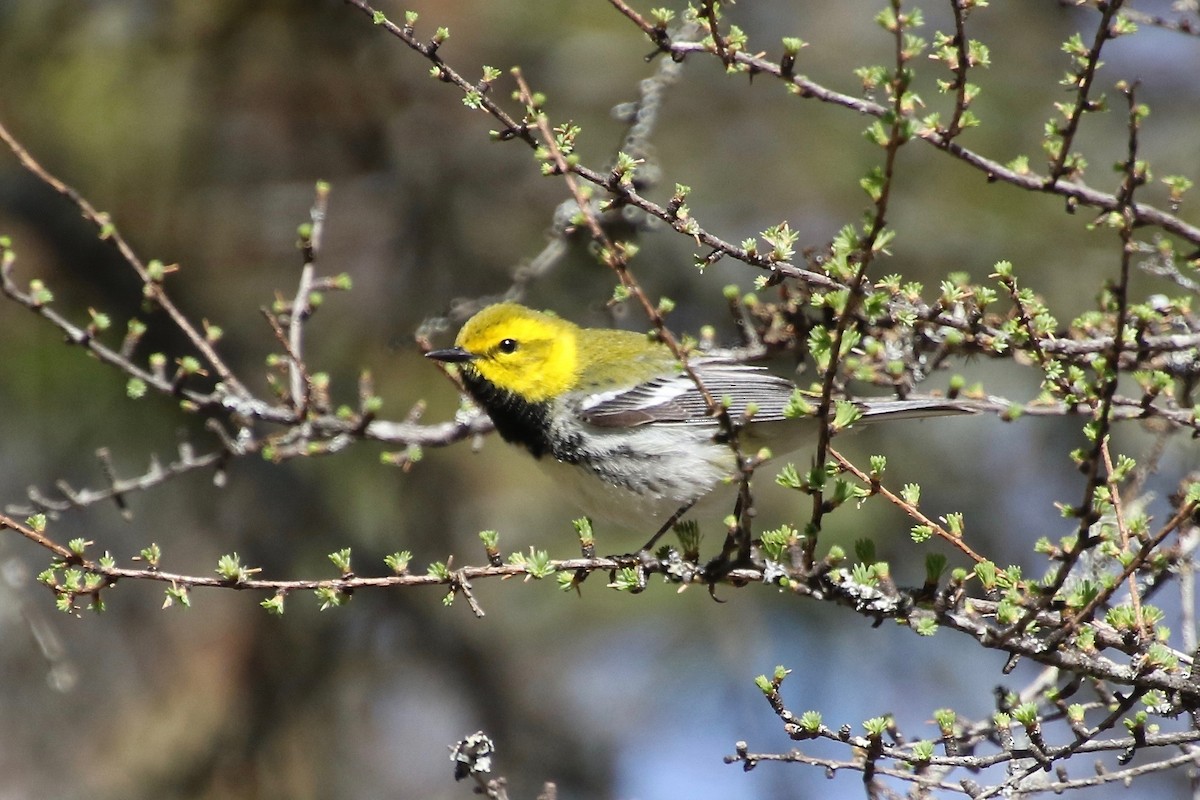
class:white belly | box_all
[534,423,740,530]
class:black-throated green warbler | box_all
[427,303,967,531]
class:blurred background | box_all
[1,1,1199,798]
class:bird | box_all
[426,302,970,538]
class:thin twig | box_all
[831,448,985,563]
[0,120,251,398]
[1102,438,1146,637]
[285,181,330,412]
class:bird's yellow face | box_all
[452,303,579,403]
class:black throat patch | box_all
[460,369,558,459]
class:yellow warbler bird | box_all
[427,303,967,532]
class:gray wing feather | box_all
[580,362,796,427]
[579,360,978,429]
[856,398,977,421]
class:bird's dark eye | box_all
[497,338,519,354]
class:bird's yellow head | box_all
[428,303,580,403]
